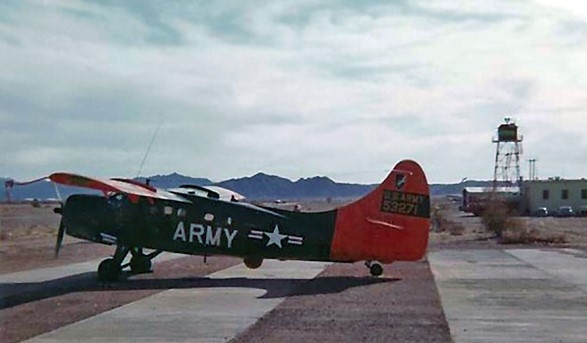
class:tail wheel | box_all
[98,258,121,282]
[365,261,384,277]
[244,256,263,269]
[369,263,383,277]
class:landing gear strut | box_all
[129,248,152,274]
[365,260,384,277]
[97,246,162,282]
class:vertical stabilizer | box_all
[330,160,430,263]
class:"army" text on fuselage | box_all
[173,222,238,249]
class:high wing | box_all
[49,173,191,204]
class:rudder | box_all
[329,160,430,263]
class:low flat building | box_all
[462,186,521,216]
[522,178,587,214]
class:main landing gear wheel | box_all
[98,258,122,282]
[365,261,384,277]
[130,255,152,274]
[97,245,129,282]
[244,256,263,269]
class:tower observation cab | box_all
[497,122,519,142]
[493,118,523,191]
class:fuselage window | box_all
[204,213,214,222]
[164,206,173,215]
[177,208,187,217]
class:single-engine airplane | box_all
[42,159,430,281]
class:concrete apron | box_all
[0,253,187,302]
[24,260,330,343]
[429,248,587,343]
[0,252,185,284]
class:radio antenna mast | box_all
[136,118,164,179]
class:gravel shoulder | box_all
[231,260,452,343]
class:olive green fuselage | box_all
[63,193,338,262]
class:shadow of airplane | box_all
[0,271,399,310]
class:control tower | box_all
[492,118,523,191]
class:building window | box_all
[582,189,587,200]
[542,190,549,200]
[562,189,569,200]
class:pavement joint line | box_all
[23,259,331,343]
[429,248,587,343]
[506,248,587,293]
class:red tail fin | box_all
[330,160,430,263]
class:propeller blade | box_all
[55,221,65,258]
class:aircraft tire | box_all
[98,258,121,282]
[369,263,383,277]
[243,256,263,269]
[130,255,152,274]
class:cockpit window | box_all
[108,192,125,208]
[109,192,124,200]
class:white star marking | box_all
[264,225,287,248]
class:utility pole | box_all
[527,159,537,180]
[4,180,14,203]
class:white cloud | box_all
[534,0,587,22]
[0,0,586,183]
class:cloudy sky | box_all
[1,0,586,184]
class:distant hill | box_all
[1,173,493,202]
[216,172,375,200]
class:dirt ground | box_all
[428,197,587,249]
[0,203,60,244]
[0,203,113,273]
[1,200,587,343]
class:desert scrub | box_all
[481,201,511,238]
[431,206,466,235]
[501,219,568,245]
[482,204,570,244]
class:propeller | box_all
[53,206,65,258]
[54,220,66,258]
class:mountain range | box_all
[1,172,491,202]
